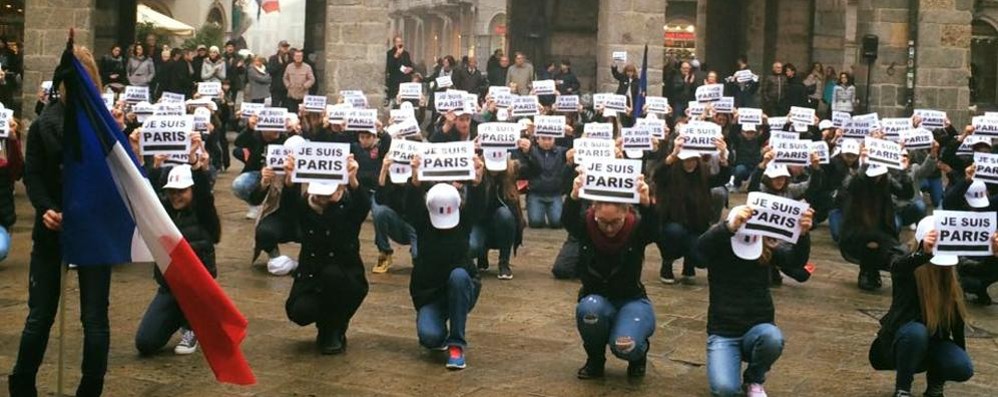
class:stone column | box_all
[854,0,910,117]
[596,0,666,94]
[812,0,848,71]
[915,0,972,126]
[22,0,97,118]
[324,0,391,110]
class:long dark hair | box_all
[657,158,713,230]
[843,173,892,233]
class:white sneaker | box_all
[746,383,768,397]
[245,205,262,220]
[174,328,198,355]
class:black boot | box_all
[576,357,605,379]
[320,329,345,355]
[75,376,104,397]
[858,269,882,291]
[8,374,37,397]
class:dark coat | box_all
[24,102,65,241]
[385,48,414,97]
[232,127,286,173]
[516,145,568,196]
[153,168,220,288]
[267,53,290,94]
[453,66,487,97]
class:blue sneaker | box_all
[446,345,466,370]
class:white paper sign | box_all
[573,138,616,164]
[256,108,288,131]
[385,117,421,138]
[511,95,540,117]
[266,144,291,174]
[534,115,566,137]
[435,91,463,113]
[555,95,580,113]
[0,110,11,138]
[303,95,327,112]
[914,109,947,130]
[326,103,353,123]
[579,159,642,204]
[154,102,185,117]
[388,139,423,183]
[974,152,998,184]
[695,84,724,102]
[132,101,155,123]
[292,142,350,184]
[880,118,913,140]
[811,141,829,164]
[124,85,150,103]
[344,94,368,109]
[478,123,520,150]
[345,109,378,132]
[681,121,722,155]
[645,96,670,114]
[934,210,996,257]
[687,101,706,117]
[973,116,998,137]
[864,137,904,170]
[612,51,628,63]
[603,94,627,112]
[592,93,609,109]
[635,117,666,139]
[197,82,222,99]
[399,82,423,100]
[845,113,879,139]
[160,92,185,103]
[789,106,816,126]
[533,80,556,95]
[241,102,264,118]
[734,69,757,83]
[192,107,211,132]
[832,111,851,129]
[900,128,934,150]
[738,108,763,126]
[435,75,453,89]
[390,107,416,124]
[584,123,614,140]
[772,140,811,166]
[714,97,735,114]
[102,93,116,110]
[140,116,193,156]
[743,192,810,244]
[420,141,476,181]
[621,127,653,152]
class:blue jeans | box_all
[416,268,478,349]
[828,208,843,243]
[575,295,656,362]
[0,225,10,261]
[921,178,944,209]
[231,171,261,204]
[895,198,928,230]
[371,196,417,256]
[894,322,974,392]
[707,323,785,397]
[526,193,563,228]
[659,222,705,276]
[732,164,753,188]
[135,287,186,355]
[469,206,517,264]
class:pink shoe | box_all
[746,383,768,397]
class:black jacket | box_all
[99,54,127,86]
[516,145,568,195]
[25,102,65,241]
[295,186,371,278]
[232,127,286,173]
[385,48,414,97]
[351,134,392,192]
[611,65,639,101]
[267,53,290,93]
[869,250,966,370]
[153,168,220,287]
[563,197,657,302]
[159,59,195,98]
[384,182,486,309]
[556,71,581,95]
[453,66,487,97]
[697,222,812,336]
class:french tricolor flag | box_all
[57,33,255,385]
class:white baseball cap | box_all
[163,164,194,190]
[764,164,791,179]
[965,179,990,209]
[677,150,701,160]
[484,148,509,172]
[267,255,298,276]
[284,135,306,150]
[496,108,510,121]
[307,182,341,196]
[818,120,834,131]
[914,216,958,266]
[866,163,889,177]
[426,183,462,229]
[728,205,763,260]
[741,123,757,132]
[840,139,861,156]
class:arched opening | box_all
[485,13,506,59]
[206,4,226,29]
[972,19,998,107]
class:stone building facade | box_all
[22,0,985,125]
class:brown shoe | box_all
[373,252,392,274]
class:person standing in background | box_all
[506,52,534,95]
[282,49,315,114]
[385,36,414,105]
[761,62,786,116]
[268,40,291,108]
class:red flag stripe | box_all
[261,0,280,13]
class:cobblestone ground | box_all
[0,169,996,397]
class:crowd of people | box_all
[3,35,997,397]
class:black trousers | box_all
[286,263,369,333]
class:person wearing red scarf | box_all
[563,173,658,380]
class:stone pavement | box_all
[0,170,996,397]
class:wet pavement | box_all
[0,169,997,397]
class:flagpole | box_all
[57,264,67,396]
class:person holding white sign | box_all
[564,171,656,379]
[869,215,994,397]
[468,159,525,280]
[749,147,822,200]
[516,135,569,229]
[839,151,914,291]
[385,153,486,370]
[728,118,771,191]
[430,108,477,143]
[610,63,639,125]
[698,205,814,397]
[232,115,288,219]
[940,166,998,306]
[654,134,732,284]
[372,152,421,274]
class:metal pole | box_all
[57,265,67,396]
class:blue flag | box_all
[633,44,649,119]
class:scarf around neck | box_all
[585,207,637,254]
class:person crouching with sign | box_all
[469,158,524,279]
[697,205,814,397]
[565,172,657,379]
[385,154,486,370]
[653,135,731,285]
[135,164,220,356]
[942,165,998,306]
[868,216,994,397]
[284,155,371,354]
